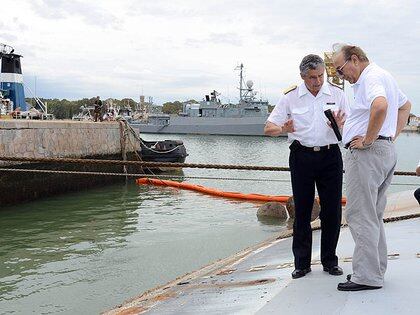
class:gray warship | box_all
[131,64,272,136]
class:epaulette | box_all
[283,85,297,95]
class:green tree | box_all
[162,101,183,114]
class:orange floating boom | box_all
[136,178,347,205]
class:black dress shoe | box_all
[323,265,343,276]
[337,280,382,291]
[292,268,311,279]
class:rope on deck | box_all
[274,212,420,242]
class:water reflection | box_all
[0,186,133,295]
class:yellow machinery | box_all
[324,52,344,90]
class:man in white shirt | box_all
[332,44,412,291]
[265,54,347,279]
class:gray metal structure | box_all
[131,64,273,136]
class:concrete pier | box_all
[0,120,141,206]
[104,190,420,314]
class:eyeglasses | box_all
[336,59,350,77]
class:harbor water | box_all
[0,133,419,314]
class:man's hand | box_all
[349,135,373,149]
[283,119,295,133]
[416,166,420,176]
[332,109,346,129]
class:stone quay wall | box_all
[0,120,142,207]
[0,120,140,164]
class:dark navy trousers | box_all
[289,141,343,269]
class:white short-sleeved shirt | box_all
[267,82,348,147]
[342,63,408,144]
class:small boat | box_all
[139,139,188,163]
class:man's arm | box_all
[394,100,412,140]
[264,121,283,136]
[364,96,388,145]
[264,120,294,136]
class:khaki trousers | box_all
[344,140,397,286]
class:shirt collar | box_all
[298,82,331,98]
[320,83,332,96]
[355,62,375,85]
[298,83,309,97]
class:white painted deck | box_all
[104,190,420,315]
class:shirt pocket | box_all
[291,106,309,115]
[291,106,310,130]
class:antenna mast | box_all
[235,63,244,101]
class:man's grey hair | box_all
[299,54,324,76]
[332,43,369,62]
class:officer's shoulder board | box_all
[283,85,297,95]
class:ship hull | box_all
[130,116,272,136]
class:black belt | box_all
[344,135,392,149]
[291,140,338,152]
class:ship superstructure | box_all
[131,64,272,136]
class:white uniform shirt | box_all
[342,63,408,144]
[267,82,348,147]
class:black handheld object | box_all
[324,109,342,141]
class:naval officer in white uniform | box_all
[265,54,348,279]
[332,44,411,291]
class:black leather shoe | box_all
[323,265,343,276]
[292,268,311,279]
[337,280,382,291]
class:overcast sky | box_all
[1,0,419,114]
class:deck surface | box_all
[104,190,420,315]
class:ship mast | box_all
[235,63,244,102]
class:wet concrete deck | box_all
[104,190,420,315]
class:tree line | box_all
[25,97,275,119]
[26,97,139,119]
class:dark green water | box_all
[0,133,419,314]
